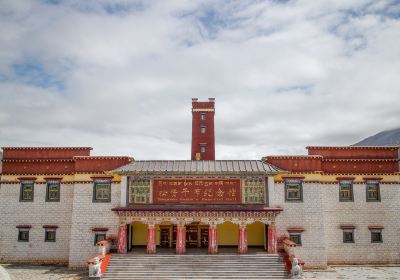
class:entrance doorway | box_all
[159,222,209,248]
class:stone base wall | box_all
[0,183,73,264]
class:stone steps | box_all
[102,254,288,279]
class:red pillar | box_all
[238,224,248,254]
[176,225,186,254]
[208,224,218,254]
[146,223,157,254]
[117,224,127,254]
[268,222,278,254]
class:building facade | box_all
[0,99,399,269]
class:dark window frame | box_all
[371,230,383,243]
[200,125,207,134]
[289,233,302,246]
[18,230,30,242]
[200,113,206,121]
[343,230,355,243]
[366,181,381,202]
[93,181,111,203]
[45,230,56,242]
[284,180,303,202]
[200,144,206,153]
[94,233,107,246]
[19,181,34,202]
[46,181,61,202]
[339,180,354,202]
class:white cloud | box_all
[0,0,399,159]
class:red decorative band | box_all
[287,228,304,232]
[340,225,355,229]
[281,176,305,179]
[17,177,37,181]
[16,225,32,228]
[90,175,114,181]
[336,177,355,181]
[43,225,58,229]
[44,177,63,181]
[368,226,384,230]
[363,177,383,181]
[92,227,109,232]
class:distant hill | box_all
[353,128,400,146]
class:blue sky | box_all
[0,0,399,159]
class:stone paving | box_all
[1,264,400,279]
[303,266,400,280]
[0,264,88,280]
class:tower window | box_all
[200,113,206,120]
[200,126,206,134]
[200,145,206,153]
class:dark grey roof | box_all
[112,160,282,175]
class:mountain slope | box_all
[353,128,400,146]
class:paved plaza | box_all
[1,263,400,280]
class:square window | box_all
[94,233,106,245]
[371,231,382,243]
[339,181,353,202]
[18,230,29,242]
[200,146,206,153]
[289,233,302,246]
[129,178,151,204]
[200,126,206,134]
[20,182,34,202]
[200,113,206,121]
[93,181,111,202]
[285,180,302,202]
[45,230,56,242]
[343,231,354,243]
[46,181,60,202]
[366,181,380,202]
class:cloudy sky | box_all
[0,0,399,160]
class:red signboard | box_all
[153,178,241,204]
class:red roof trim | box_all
[43,225,58,229]
[2,147,92,150]
[16,225,32,228]
[266,156,322,159]
[112,207,283,212]
[307,146,399,150]
[2,159,74,163]
[74,156,131,160]
[323,159,397,162]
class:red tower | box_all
[191,98,215,160]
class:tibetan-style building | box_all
[0,98,399,270]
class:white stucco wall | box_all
[68,182,121,267]
[0,182,73,264]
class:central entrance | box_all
[160,222,209,248]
